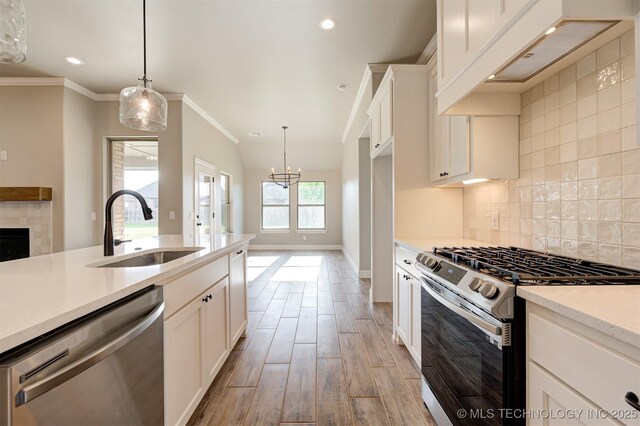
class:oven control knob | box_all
[425,258,439,269]
[479,282,499,299]
[469,278,483,291]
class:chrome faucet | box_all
[104,189,153,256]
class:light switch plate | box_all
[0,151,6,161]
[491,213,500,230]
[91,212,96,221]
[169,211,175,220]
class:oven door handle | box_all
[421,281,502,337]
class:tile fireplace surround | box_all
[0,201,52,257]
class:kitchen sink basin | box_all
[96,249,201,268]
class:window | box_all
[261,182,289,230]
[220,173,231,233]
[297,181,325,230]
[109,139,159,240]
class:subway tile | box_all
[532,115,545,135]
[545,146,560,165]
[577,137,597,159]
[621,54,635,81]
[599,244,623,266]
[544,74,559,95]
[561,221,578,240]
[596,61,620,91]
[561,181,578,201]
[621,78,636,105]
[578,157,598,179]
[597,130,621,155]
[531,82,544,102]
[577,73,597,99]
[577,115,597,140]
[621,101,636,128]
[599,223,622,244]
[561,162,578,182]
[597,86,621,112]
[598,177,622,199]
[545,109,560,130]
[532,151,545,169]
[577,94,597,119]
[532,99,545,118]
[532,167,546,185]
[561,239,578,257]
[577,53,596,80]
[623,199,640,223]
[597,106,621,134]
[559,64,577,88]
[545,92,560,112]
[560,122,577,143]
[623,247,640,269]
[578,179,598,200]
[533,218,545,235]
[599,200,622,222]
[596,38,620,69]
[623,223,640,247]
[578,200,599,221]
[559,83,577,106]
[597,152,621,177]
[520,138,532,155]
[561,201,578,220]
[623,175,640,198]
[623,149,640,174]
[579,222,599,242]
[545,128,560,148]
[560,141,577,163]
[546,237,561,253]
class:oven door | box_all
[420,275,515,426]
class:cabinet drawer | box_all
[529,312,640,423]
[395,245,420,278]
[164,255,229,318]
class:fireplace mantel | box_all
[0,187,53,201]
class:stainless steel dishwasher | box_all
[0,287,164,426]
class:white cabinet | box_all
[164,291,206,426]
[369,78,393,158]
[394,244,422,366]
[527,303,640,426]
[229,246,248,346]
[203,278,230,384]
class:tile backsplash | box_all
[0,201,53,256]
[463,30,639,269]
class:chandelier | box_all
[269,126,301,189]
[119,0,168,132]
[0,0,27,63]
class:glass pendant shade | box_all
[0,0,26,63]
[119,79,168,131]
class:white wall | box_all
[342,135,360,264]
[181,105,245,244]
[358,138,371,271]
[245,169,342,248]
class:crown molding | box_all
[0,77,239,144]
[341,65,372,144]
[416,33,437,65]
[182,95,239,144]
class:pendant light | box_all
[269,126,301,189]
[0,0,26,63]
[119,0,167,132]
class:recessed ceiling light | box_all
[319,18,335,30]
[487,74,495,80]
[248,131,261,137]
[64,56,84,65]
[337,83,348,91]
[545,26,557,35]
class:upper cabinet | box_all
[368,76,394,158]
[436,0,636,114]
[427,57,519,186]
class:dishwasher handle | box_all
[16,301,165,406]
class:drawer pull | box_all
[237,249,243,255]
[403,259,411,265]
[374,143,380,148]
[625,392,640,411]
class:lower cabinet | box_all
[165,277,230,426]
[394,263,422,366]
[229,246,248,346]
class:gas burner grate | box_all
[433,246,640,285]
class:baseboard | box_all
[359,270,371,279]
[341,247,359,275]
[249,244,343,251]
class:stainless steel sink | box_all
[97,249,200,268]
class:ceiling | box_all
[1,0,436,170]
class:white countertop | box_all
[0,233,255,354]
[395,237,493,253]
[518,286,640,349]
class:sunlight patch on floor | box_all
[271,266,320,281]
[284,255,323,267]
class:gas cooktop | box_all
[432,246,640,286]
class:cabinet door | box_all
[229,248,247,346]
[528,362,617,426]
[410,280,421,366]
[395,267,411,346]
[447,115,470,178]
[379,82,393,144]
[165,296,206,426]
[370,104,381,156]
[429,64,447,182]
[204,278,230,385]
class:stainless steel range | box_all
[415,246,640,426]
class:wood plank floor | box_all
[188,250,436,426]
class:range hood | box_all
[490,20,619,83]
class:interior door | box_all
[195,159,215,245]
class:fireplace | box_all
[0,228,29,262]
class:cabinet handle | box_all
[625,392,640,411]
[443,172,449,176]
[403,259,411,265]
[208,294,212,300]
[202,297,208,303]
[237,249,243,255]
[439,172,444,177]
[375,143,380,148]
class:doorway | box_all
[194,158,215,245]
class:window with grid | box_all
[297,181,325,230]
[261,181,290,230]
